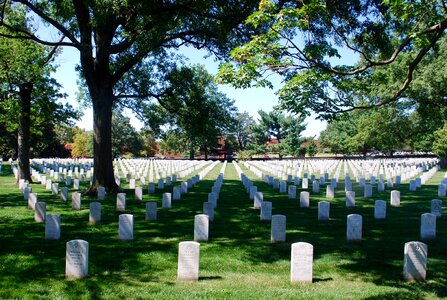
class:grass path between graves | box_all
[0,161,447,299]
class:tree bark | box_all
[17,82,33,184]
[88,86,119,194]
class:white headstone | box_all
[72,192,81,210]
[288,185,297,199]
[431,199,442,218]
[65,239,89,279]
[118,214,134,241]
[302,178,308,189]
[97,186,106,200]
[290,242,313,283]
[116,193,126,211]
[364,184,372,198]
[135,187,143,201]
[318,201,330,221]
[51,183,59,195]
[162,192,172,209]
[346,214,362,241]
[346,191,355,207]
[148,183,155,194]
[73,179,80,190]
[254,192,263,209]
[194,214,209,242]
[181,182,188,194]
[34,202,46,223]
[158,179,164,189]
[300,191,310,208]
[420,213,436,240]
[61,187,68,202]
[280,181,287,193]
[249,186,258,200]
[45,214,61,240]
[390,190,400,207]
[271,214,286,243]
[23,186,30,200]
[173,186,181,200]
[208,192,218,208]
[129,179,136,189]
[312,181,319,193]
[177,241,200,281]
[89,202,101,224]
[438,184,446,197]
[260,201,272,221]
[145,202,157,221]
[28,193,37,210]
[326,185,334,199]
[403,241,427,281]
[374,200,386,220]
[203,202,214,222]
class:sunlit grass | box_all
[0,161,446,299]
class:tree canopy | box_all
[0,0,262,192]
[218,0,447,119]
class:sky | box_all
[53,44,327,138]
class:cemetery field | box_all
[1,161,447,299]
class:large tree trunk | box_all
[88,87,119,194]
[17,82,33,184]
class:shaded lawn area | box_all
[0,161,446,299]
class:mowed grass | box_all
[0,161,447,299]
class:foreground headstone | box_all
[271,215,286,243]
[290,242,313,283]
[119,214,134,241]
[374,200,386,220]
[89,202,101,224]
[145,202,157,221]
[65,239,89,279]
[403,241,427,281]
[177,241,200,281]
[347,214,362,241]
[420,213,436,240]
[194,214,209,242]
[391,190,400,207]
[51,183,59,195]
[260,201,272,221]
[35,202,46,223]
[318,201,330,221]
[45,214,61,240]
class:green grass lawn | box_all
[0,161,446,299]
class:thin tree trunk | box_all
[17,82,33,184]
[189,141,195,160]
[88,87,119,194]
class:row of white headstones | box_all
[12,157,442,282]
[16,158,228,280]
[235,158,445,282]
